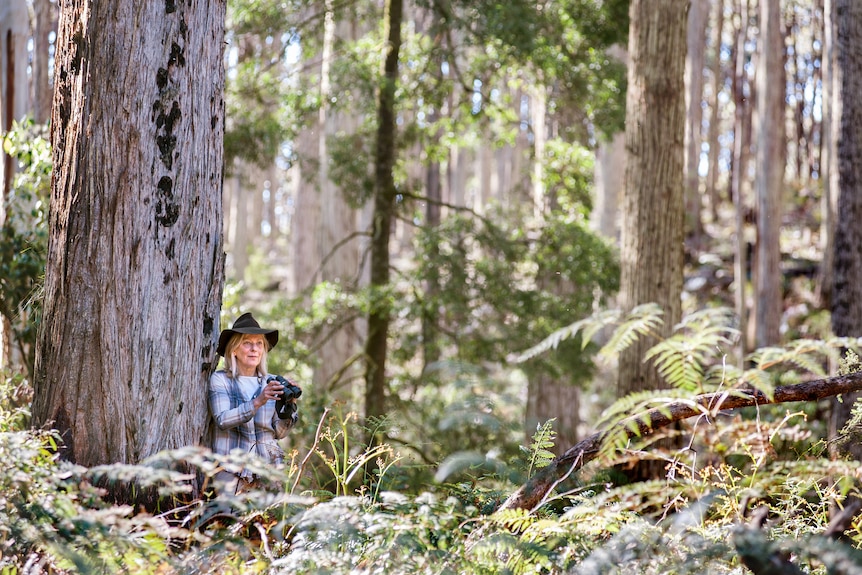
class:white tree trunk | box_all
[592,133,626,242]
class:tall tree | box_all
[829,0,862,461]
[0,0,31,373]
[617,0,687,395]
[364,0,403,437]
[32,0,226,470]
[752,0,785,347]
[684,0,708,248]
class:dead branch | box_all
[501,371,862,512]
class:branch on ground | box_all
[501,371,862,512]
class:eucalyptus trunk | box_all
[32,0,226,471]
[364,0,403,436]
[752,0,785,348]
[829,0,862,461]
[617,0,687,395]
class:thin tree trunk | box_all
[731,0,750,359]
[753,0,785,348]
[685,0,708,248]
[31,0,56,124]
[33,0,226,473]
[819,0,838,309]
[364,0,403,440]
[706,0,725,222]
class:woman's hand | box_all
[253,379,284,410]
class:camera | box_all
[267,375,302,419]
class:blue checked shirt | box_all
[208,371,297,478]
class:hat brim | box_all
[216,327,278,356]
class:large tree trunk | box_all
[752,0,785,348]
[616,0,687,480]
[829,0,862,462]
[617,0,687,395]
[32,0,226,469]
[364,0,403,438]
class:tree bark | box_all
[364,0,403,438]
[617,0,687,394]
[829,0,862,461]
[685,0,708,247]
[731,0,751,358]
[752,0,785,348]
[819,0,838,309]
[501,371,862,512]
[32,0,226,469]
[705,0,725,222]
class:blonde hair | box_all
[223,333,270,378]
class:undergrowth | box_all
[3,304,862,573]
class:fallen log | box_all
[501,371,862,512]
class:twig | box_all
[291,407,331,495]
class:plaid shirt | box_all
[208,370,297,478]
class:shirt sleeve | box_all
[208,371,255,430]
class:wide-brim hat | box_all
[216,312,278,356]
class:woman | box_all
[208,312,300,493]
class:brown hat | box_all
[216,312,278,356]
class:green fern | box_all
[525,420,557,479]
[598,303,665,359]
[510,303,664,364]
[644,308,738,393]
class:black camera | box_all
[268,375,302,419]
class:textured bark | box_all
[502,371,862,512]
[364,0,403,432]
[32,0,226,468]
[684,0,708,246]
[829,0,862,461]
[617,0,687,395]
[753,0,785,348]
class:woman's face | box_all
[233,335,266,375]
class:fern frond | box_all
[643,318,740,392]
[510,308,621,363]
[527,420,557,479]
[747,339,831,376]
[598,303,665,358]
